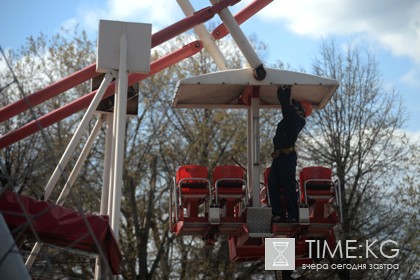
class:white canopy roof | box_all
[172,68,339,109]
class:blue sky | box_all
[1,0,419,137]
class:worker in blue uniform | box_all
[268,85,312,223]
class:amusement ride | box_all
[0,0,341,279]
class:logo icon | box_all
[265,238,295,270]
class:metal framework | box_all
[0,0,342,278]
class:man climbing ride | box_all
[268,85,312,223]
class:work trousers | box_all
[268,152,299,220]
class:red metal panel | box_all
[228,226,265,262]
[173,217,210,236]
[0,191,122,274]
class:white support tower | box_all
[96,19,152,279]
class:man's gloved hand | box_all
[279,85,292,91]
[277,85,292,105]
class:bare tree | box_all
[1,28,104,278]
[299,39,413,279]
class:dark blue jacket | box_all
[273,88,305,149]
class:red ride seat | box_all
[299,166,337,223]
[176,165,210,218]
[299,166,333,199]
[213,166,245,218]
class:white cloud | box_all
[402,67,420,88]
[258,0,420,65]
[80,10,106,34]
[107,0,179,23]
[76,0,182,35]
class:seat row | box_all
[261,166,340,224]
[175,165,246,219]
[174,164,340,224]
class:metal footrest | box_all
[246,207,272,236]
[249,232,273,238]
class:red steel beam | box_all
[0,41,203,149]
[0,0,239,123]
[0,64,98,123]
[212,0,272,40]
